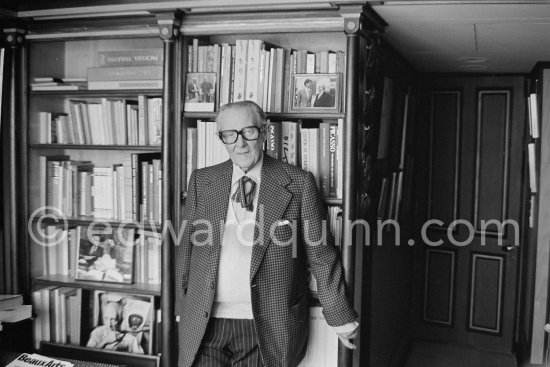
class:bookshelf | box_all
[24,19,168,366]
[524,63,550,364]
[2,4,399,367]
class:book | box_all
[328,122,337,198]
[88,80,163,90]
[88,65,163,81]
[266,120,281,160]
[529,93,540,139]
[31,84,81,91]
[281,120,300,166]
[98,49,163,67]
[528,142,537,193]
[318,122,331,197]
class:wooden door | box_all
[412,75,525,354]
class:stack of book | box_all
[0,294,32,331]
[88,48,163,90]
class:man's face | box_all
[318,85,325,93]
[217,107,265,172]
[305,81,312,88]
[102,303,120,330]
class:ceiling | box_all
[372,1,550,73]
[2,0,550,73]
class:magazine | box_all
[87,291,154,355]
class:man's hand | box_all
[334,321,359,350]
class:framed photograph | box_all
[184,72,216,112]
[290,73,341,112]
[76,227,136,284]
[87,291,155,355]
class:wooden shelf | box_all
[33,275,161,296]
[183,112,345,120]
[36,216,162,231]
[30,144,162,151]
[29,89,163,97]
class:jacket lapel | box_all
[203,160,233,278]
[250,155,292,281]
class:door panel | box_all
[428,91,461,228]
[413,76,525,354]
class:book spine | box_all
[233,39,248,102]
[131,154,139,221]
[319,122,330,197]
[98,48,163,67]
[328,123,337,198]
[87,65,163,81]
[245,39,263,104]
[88,80,163,90]
[266,121,281,160]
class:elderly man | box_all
[176,100,358,367]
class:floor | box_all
[404,341,517,367]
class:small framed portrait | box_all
[290,73,341,113]
[76,227,136,284]
[87,291,155,355]
[184,72,217,112]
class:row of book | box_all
[186,38,345,112]
[39,153,162,223]
[37,225,161,286]
[185,119,343,198]
[38,96,162,146]
[32,286,82,349]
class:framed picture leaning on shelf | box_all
[184,72,216,112]
[290,73,341,112]
[76,227,136,284]
[87,291,154,355]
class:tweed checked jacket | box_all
[176,155,358,367]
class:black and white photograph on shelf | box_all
[290,73,341,112]
[87,291,154,355]
[75,227,136,284]
[184,72,216,112]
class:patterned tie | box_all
[232,176,256,212]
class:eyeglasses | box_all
[218,126,261,145]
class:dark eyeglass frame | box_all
[218,125,262,144]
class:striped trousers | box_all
[192,318,264,367]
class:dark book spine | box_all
[328,123,337,198]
